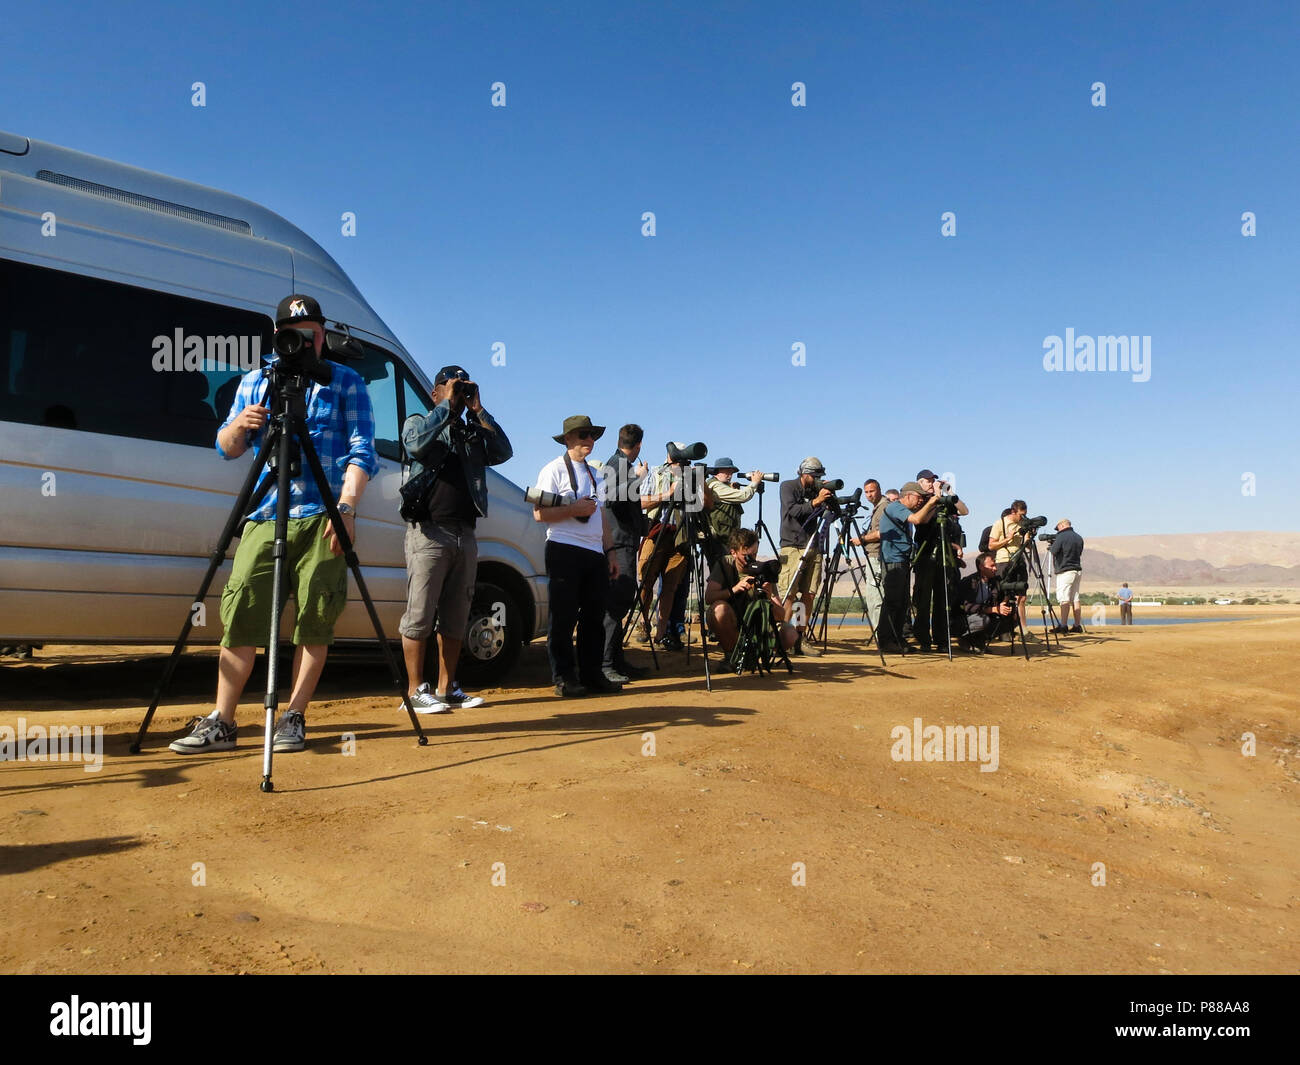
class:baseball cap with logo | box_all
[276,294,325,327]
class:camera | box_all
[525,483,590,522]
[1038,532,1057,544]
[1000,580,1029,598]
[743,558,783,586]
[524,486,563,509]
[271,326,333,386]
[813,477,844,493]
[1019,515,1048,531]
[667,441,708,464]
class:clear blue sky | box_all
[5,0,1297,537]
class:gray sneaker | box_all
[405,682,452,715]
[272,710,307,752]
[170,714,237,754]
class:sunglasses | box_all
[572,429,596,440]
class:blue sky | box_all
[4,0,1297,537]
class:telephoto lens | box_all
[524,486,563,508]
[761,472,780,482]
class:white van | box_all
[0,128,547,685]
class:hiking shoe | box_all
[405,683,452,715]
[272,710,307,752]
[603,667,630,685]
[169,713,237,754]
[800,641,823,657]
[554,675,587,698]
[584,674,624,693]
[658,632,684,652]
[1069,625,1083,634]
[616,660,650,679]
[441,682,485,710]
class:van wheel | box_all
[454,581,523,688]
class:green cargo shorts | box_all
[220,514,348,648]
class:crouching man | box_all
[704,528,797,657]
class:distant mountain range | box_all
[1082,532,1300,586]
[827,530,1300,594]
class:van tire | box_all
[450,580,523,688]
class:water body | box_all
[824,616,1261,629]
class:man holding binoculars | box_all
[399,365,513,713]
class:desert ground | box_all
[2,607,1297,974]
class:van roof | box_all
[0,128,416,372]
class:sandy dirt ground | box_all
[2,608,1298,974]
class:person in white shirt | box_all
[532,416,622,698]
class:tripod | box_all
[998,537,1060,657]
[807,498,889,667]
[752,480,781,558]
[131,360,426,790]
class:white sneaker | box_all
[272,710,307,752]
[169,713,237,753]
[443,682,485,710]
[406,683,451,715]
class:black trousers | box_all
[879,561,911,649]
[603,543,639,669]
[546,541,608,683]
[911,556,955,645]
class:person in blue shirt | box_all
[1117,582,1134,625]
[171,294,379,755]
[875,480,942,653]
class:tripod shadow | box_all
[287,701,757,793]
[0,835,145,876]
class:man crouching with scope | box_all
[704,528,798,660]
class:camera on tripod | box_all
[744,558,782,586]
[1038,532,1057,544]
[1019,515,1048,532]
[271,325,333,386]
[667,441,708,464]
[813,477,844,493]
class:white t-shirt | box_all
[535,452,605,554]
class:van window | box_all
[347,341,402,462]
[0,257,271,448]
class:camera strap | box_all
[562,453,599,501]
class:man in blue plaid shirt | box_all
[171,294,379,755]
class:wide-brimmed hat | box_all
[709,457,740,473]
[553,415,606,445]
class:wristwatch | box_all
[337,502,356,518]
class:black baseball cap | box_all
[276,294,325,327]
[435,365,471,385]
[916,469,938,481]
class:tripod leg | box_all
[133,428,280,752]
[295,419,428,744]
[259,420,299,793]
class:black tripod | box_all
[807,494,889,667]
[752,480,781,558]
[131,359,425,790]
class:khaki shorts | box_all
[399,521,478,640]
[220,514,348,648]
[1056,570,1082,605]
[778,545,822,599]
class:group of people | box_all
[849,481,1088,654]
[168,299,1090,754]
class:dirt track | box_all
[2,613,1298,974]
